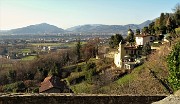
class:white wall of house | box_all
[136,37,144,45]
[114,52,122,68]
[136,36,155,45]
[114,42,125,68]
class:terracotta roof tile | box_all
[39,76,68,93]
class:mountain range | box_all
[0,20,152,35]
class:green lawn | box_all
[21,56,37,61]
[20,49,31,53]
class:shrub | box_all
[167,42,180,91]
[2,81,26,93]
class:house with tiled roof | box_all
[135,34,155,45]
[39,76,73,93]
[114,30,154,69]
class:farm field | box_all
[30,42,86,47]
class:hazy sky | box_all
[0,0,179,30]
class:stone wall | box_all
[0,93,167,104]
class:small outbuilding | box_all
[39,76,73,93]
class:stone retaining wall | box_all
[0,93,167,104]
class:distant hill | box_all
[138,20,152,29]
[0,20,152,35]
[1,23,65,35]
[66,20,152,35]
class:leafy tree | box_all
[82,44,96,61]
[109,34,124,48]
[167,42,180,91]
[142,43,151,56]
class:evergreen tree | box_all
[173,3,180,27]
[8,70,17,83]
[148,22,155,35]
[126,29,135,45]
[75,38,81,62]
[159,13,165,26]
[135,29,140,35]
[142,27,149,35]
[109,34,124,48]
[142,43,151,56]
[48,63,59,76]
[166,17,176,35]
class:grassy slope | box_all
[98,39,180,95]
[98,65,169,95]
[70,64,169,95]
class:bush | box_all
[167,42,180,91]
[75,66,82,72]
[32,87,39,93]
[2,81,26,93]
[85,62,97,83]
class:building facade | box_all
[135,35,155,45]
[114,42,125,68]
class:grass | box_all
[30,43,63,46]
[30,42,87,48]
[66,71,86,83]
[21,56,37,61]
[69,65,145,94]
[70,81,94,93]
[20,49,31,53]
[115,65,144,85]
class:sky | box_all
[0,0,179,30]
